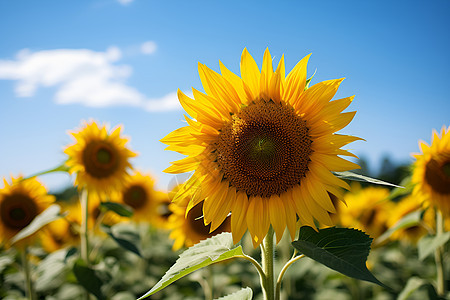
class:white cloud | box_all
[117,0,134,5]
[140,41,157,55]
[0,46,182,112]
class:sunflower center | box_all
[123,185,147,209]
[187,202,230,236]
[0,194,38,230]
[214,99,313,198]
[82,141,119,178]
[424,157,450,195]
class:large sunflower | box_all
[162,48,360,246]
[64,120,137,198]
[412,125,450,217]
[0,176,54,247]
[112,171,161,223]
[168,197,231,250]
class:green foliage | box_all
[333,171,401,188]
[417,233,450,260]
[101,224,141,257]
[73,259,105,300]
[100,202,133,217]
[139,232,244,299]
[375,210,423,245]
[292,226,387,288]
[214,287,253,300]
[11,204,63,244]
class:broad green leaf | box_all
[215,287,253,300]
[11,204,63,244]
[418,232,450,260]
[101,225,141,257]
[138,232,244,299]
[73,259,105,300]
[375,210,423,245]
[100,202,133,217]
[22,163,71,180]
[292,226,387,288]
[333,171,401,188]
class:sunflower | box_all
[387,195,432,244]
[64,120,137,198]
[0,176,54,247]
[112,171,160,223]
[39,217,79,253]
[412,125,450,217]
[151,189,176,230]
[168,197,231,250]
[337,184,392,239]
[162,48,360,246]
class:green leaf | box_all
[417,232,450,260]
[11,204,63,244]
[101,225,141,257]
[375,210,423,245]
[292,226,387,288]
[73,259,105,300]
[214,287,253,300]
[333,171,402,188]
[388,175,413,200]
[397,277,427,300]
[22,163,71,180]
[138,232,244,299]
[100,202,133,217]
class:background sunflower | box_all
[64,120,137,198]
[412,125,450,217]
[0,176,54,247]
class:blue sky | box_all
[1,0,449,192]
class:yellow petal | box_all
[240,48,260,100]
[231,191,249,244]
[268,194,286,243]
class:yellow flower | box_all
[39,217,79,253]
[337,184,392,239]
[151,193,174,230]
[387,195,431,244]
[112,171,160,223]
[168,197,231,250]
[0,176,54,247]
[412,125,450,217]
[64,120,137,198]
[162,48,360,246]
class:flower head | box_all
[412,125,450,217]
[168,196,231,250]
[162,48,360,246]
[112,171,161,223]
[0,176,54,247]
[64,120,137,198]
[337,184,392,239]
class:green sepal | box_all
[333,171,402,188]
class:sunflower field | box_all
[1,49,449,300]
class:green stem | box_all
[275,253,305,300]
[261,227,275,300]
[21,247,35,300]
[80,189,91,300]
[435,209,446,296]
[80,189,90,265]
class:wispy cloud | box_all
[0,46,182,112]
[140,41,157,55]
[117,0,134,5]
